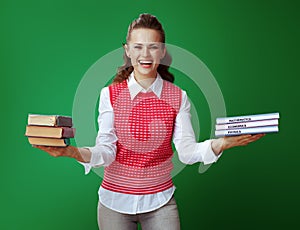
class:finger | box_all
[237,135,255,142]
[249,134,265,141]
[33,145,61,157]
[34,145,52,151]
[241,134,265,145]
[235,134,252,140]
[33,145,45,149]
[224,135,251,142]
[241,133,264,141]
[250,133,265,138]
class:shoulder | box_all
[162,80,190,108]
[164,80,187,95]
[163,80,182,91]
[108,80,127,94]
[162,80,184,99]
[109,80,127,88]
[99,87,110,102]
[107,80,128,106]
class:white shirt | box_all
[80,73,222,214]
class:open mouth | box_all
[138,60,153,68]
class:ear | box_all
[161,46,166,59]
[123,43,131,58]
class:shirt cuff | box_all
[201,139,223,165]
[78,161,92,175]
[77,146,105,175]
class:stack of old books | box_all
[25,114,75,147]
[215,112,279,137]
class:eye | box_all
[150,45,159,50]
[149,44,160,50]
[133,45,142,49]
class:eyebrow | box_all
[132,42,160,47]
[149,43,159,46]
[132,42,160,46]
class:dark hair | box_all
[113,13,174,84]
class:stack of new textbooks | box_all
[25,114,75,147]
[215,112,279,137]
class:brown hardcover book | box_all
[28,137,70,147]
[25,125,75,138]
[28,114,73,127]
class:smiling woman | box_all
[114,14,174,84]
[128,31,163,71]
[34,13,265,230]
[124,29,166,88]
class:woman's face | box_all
[125,28,166,79]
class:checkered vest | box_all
[101,79,181,195]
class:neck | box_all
[134,71,157,89]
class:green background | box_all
[1,0,299,229]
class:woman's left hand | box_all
[212,133,265,155]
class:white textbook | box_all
[216,112,280,124]
[215,119,279,130]
[215,126,279,137]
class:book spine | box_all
[56,116,73,127]
[215,119,279,130]
[215,125,279,137]
[61,127,75,138]
[216,112,280,124]
[64,138,71,146]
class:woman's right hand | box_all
[211,133,265,155]
[33,145,91,163]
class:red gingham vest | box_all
[101,79,181,195]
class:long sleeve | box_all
[80,87,117,174]
[173,90,222,165]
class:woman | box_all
[35,13,264,230]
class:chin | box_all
[136,67,157,77]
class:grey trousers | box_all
[97,196,181,230]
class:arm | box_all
[173,90,265,165]
[173,90,220,165]
[33,87,117,171]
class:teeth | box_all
[139,60,153,64]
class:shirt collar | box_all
[127,72,163,100]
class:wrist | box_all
[211,138,224,156]
[220,137,228,152]
[67,146,81,160]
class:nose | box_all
[141,46,150,57]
